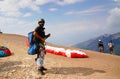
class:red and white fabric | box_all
[45,46,88,58]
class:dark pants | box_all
[109,47,114,54]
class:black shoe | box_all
[42,66,47,71]
[38,69,45,75]
[35,58,37,61]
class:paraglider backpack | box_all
[0,46,11,57]
[27,31,37,55]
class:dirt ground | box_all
[0,33,120,79]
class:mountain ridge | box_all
[73,32,120,55]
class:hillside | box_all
[73,32,120,55]
[0,33,120,79]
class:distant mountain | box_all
[72,32,120,55]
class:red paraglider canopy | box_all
[45,46,88,58]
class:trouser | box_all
[109,47,114,54]
[99,46,104,52]
[36,48,45,67]
[35,43,46,67]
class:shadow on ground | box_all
[49,67,106,76]
[0,61,22,72]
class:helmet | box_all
[38,18,45,24]
[99,39,101,41]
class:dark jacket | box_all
[33,26,45,44]
[98,41,104,47]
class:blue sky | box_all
[0,0,120,46]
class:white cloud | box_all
[107,7,120,30]
[0,16,18,25]
[113,0,120,6]
[49,8,58,12]
[18,0,40,12]
[23,13,32,17]
[35,0,84,6]
[47,19,103,36]
[0,0,85,17]
[35,0,52,5]
[56,0,84,6]
[65,6,105,15]
[114,0,120,3]
[0,0,40,17]
[114,0,117,1]
[30,4,40,12]
[47,18,106,45]
[0,0,21,16]
[0,16,36,36]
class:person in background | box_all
[108,40,114,54]
[33,18,51,75]
[98,40,104,53]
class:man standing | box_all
[33,18,50,75]
[108,40,114,54]
[98,40,104,53]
